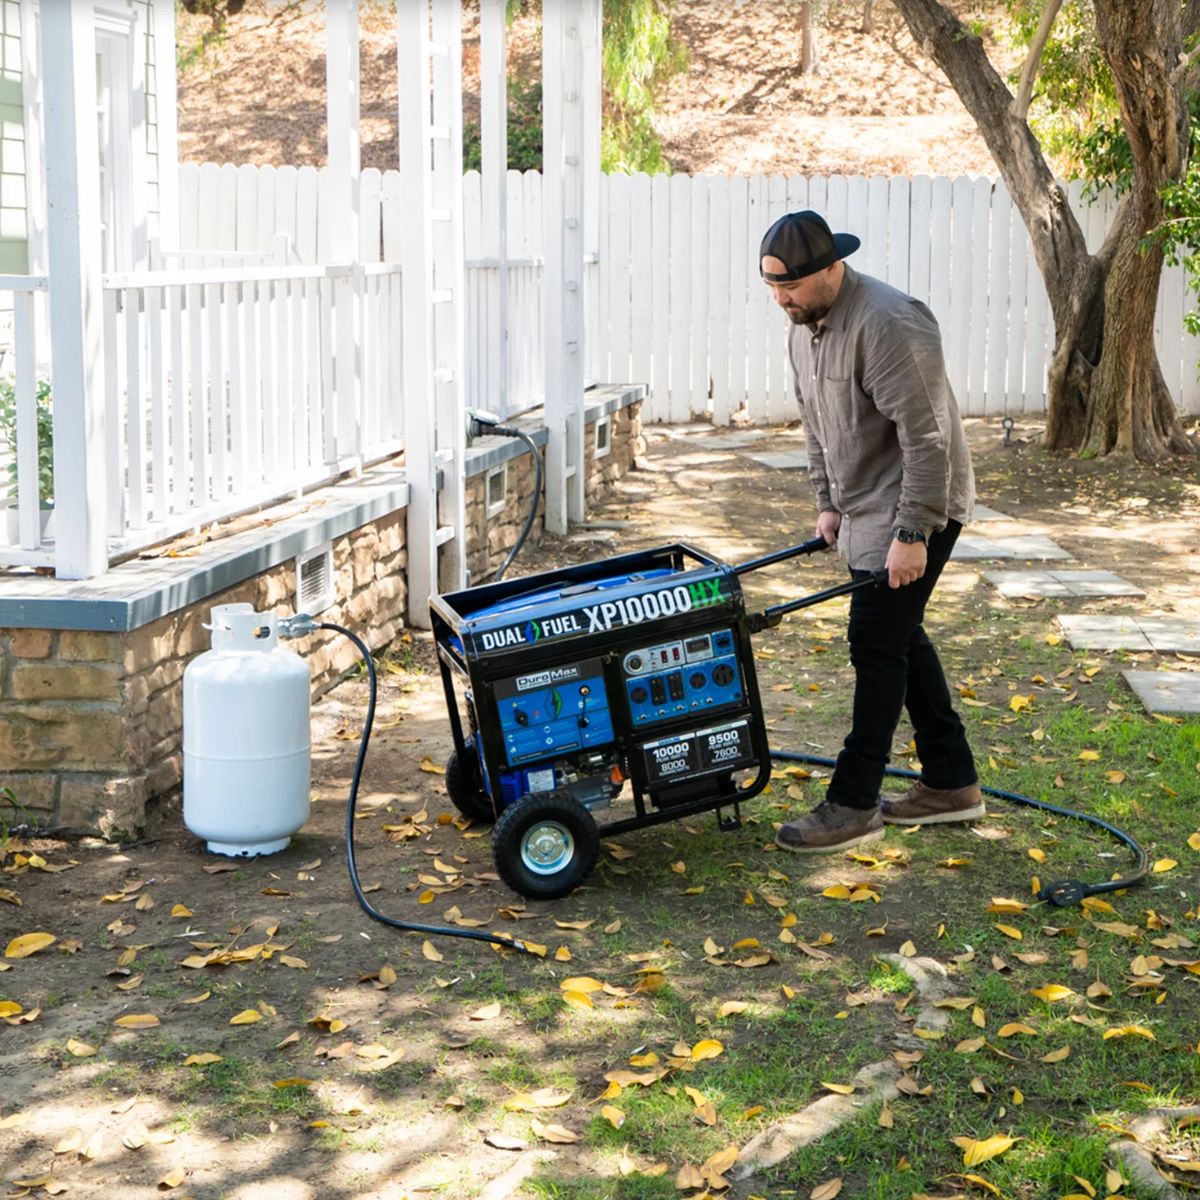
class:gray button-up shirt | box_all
[789,265,975,569]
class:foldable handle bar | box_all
[733,536,830,576]
[748,570,889,633]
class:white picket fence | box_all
[175,162,1200,425]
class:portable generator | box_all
[430,536,880,898]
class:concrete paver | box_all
[952,534,1073,561]
[984,569,1145,599]
[1123,670,1200,715]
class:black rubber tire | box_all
[492,792,600,900]
[444,745,496,824]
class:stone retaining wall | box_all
[0,400,641,836]
[0,514,407,838]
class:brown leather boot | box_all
[775,799,884,853]
[880,781,985,825]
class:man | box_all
[760,210,982,853]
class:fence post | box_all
[481,0,508,417]
[42,3,108,579]
[326,0,362,466]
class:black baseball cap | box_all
[760,211,860,282]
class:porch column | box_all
[41,4,108,578]
[542,0,588,532]
[480,0,508,415]
[326,0,361,465]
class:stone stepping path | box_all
[1058,614,1200,653]
[972,504,1010,521]
[952,533,1072,561]
[740,450,810,470]
[984,569,1145,599]
[1122,670,1200,715]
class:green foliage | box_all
[601,0,686,173]
[468,0,683,175]
[1005,0,1117,175]
[463,69,546,173]
[0,378,54,506]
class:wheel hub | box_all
[522,821,574,875]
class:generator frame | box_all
[430,538,876,897]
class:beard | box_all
[782,301,832,326]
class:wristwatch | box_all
[892,527,926,544]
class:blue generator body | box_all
[430,537,863,897]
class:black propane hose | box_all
[298,618,542,956]
[487,425,544,584]
[768,749,1151,905]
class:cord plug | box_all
[1037,879,1088,907]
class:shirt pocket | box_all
[817,377,858,452]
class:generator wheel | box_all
[492,792,599,900]
[445,745,496,824]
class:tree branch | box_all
[1012,0,1065,121]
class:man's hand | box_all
[885,538,927,589]
[816,510,842,547]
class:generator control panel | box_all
[622,627,744,726]
[493,658,615,766]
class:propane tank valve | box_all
[278,612,319,640]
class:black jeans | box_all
[826,520,977,811]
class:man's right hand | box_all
[816,510,842,547]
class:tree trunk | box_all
[892,0,1195,462]
[800,2,821,74]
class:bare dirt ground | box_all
[176,0,1011,178]
[3,422,1199,1199]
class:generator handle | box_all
[749,570,888,632]
[732,536,831,576]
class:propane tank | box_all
[183,604,312,856]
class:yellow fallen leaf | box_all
[66,1038,97,1057]
[114,1013,160,1029]
[1188,832,1200,852]
[470,1002,502,1020]
[5,932,56,959]
[562,990,594,1010]
[272,1078,314,1088]
[1010,694,1034,713]
[997,1022,1037,1037]
[170,904,193,919]
[229,1009,262,1025]
[1105,770,1127,784]
[1102,1025,1156,1041]
[630,1052,659,1067]
[718,1001,749,1018]
[1040,1046,1070,1063]
[280,955,309,970]
[812,1179,843,1200]
[821,1082,856,1095]
[691,1039,724,1061]
[995,924,1023,940]
[1152,858,1177,873]
[949,1172,1003,1196]
[1081,896,1116,914]
[183,1052,223,1066]
[898,939,916,957]
[530,1116,579,1144]
[419,757,446,774]
[600,1104,625,1129]
[560,976,604,993]
[953,1133,1019,1166]
[822,884,853,900]
[1031,985,1075,1002]
[422,940,444,962]
[158,1166,187,1188]
[0,1001,21,1018]
[1078,749,1100,761]
[1028,848,1046,863]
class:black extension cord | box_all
[319,622,1148,959]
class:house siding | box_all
[0,0,26,274]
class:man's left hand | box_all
[885,538,927,589]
